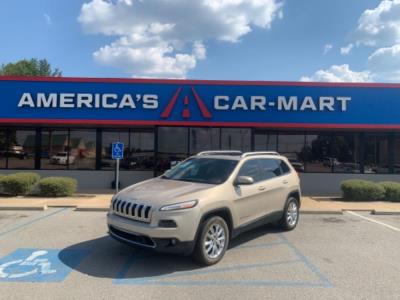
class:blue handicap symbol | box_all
[112,142,124,159]
[0,248,88,282]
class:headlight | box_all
[159,200,198,211]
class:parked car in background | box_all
[50,152,75,165]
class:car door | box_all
[233,159,270,226]
[258,158,290,214]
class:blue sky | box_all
[1,0,399,82]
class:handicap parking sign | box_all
[0,248,88,282]
[112,142,124,160]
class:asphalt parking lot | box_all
[0,209,399,300]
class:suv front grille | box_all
[111,198,152,223]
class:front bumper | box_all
[107,209,200,254]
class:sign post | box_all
[112,142,124,193]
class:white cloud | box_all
[43,13,52,25]
[368,44,400,80]
[340,43,353,55]
[300,64,374,82]
[323,44,333,55]
[79,0,283,78]
[355,0,400,47]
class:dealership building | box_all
[0,76,399,195]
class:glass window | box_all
[101,130,129,170]
[332,134,361,173]
[364,134,389,174]
[163,158,237,184]
[221,128,251,152]
[394,135,400,174]
[125,129,154,171]
[304,134,333,173]
[0,129,7,169]
[280,160,291,174]
[278,133,306,172]
[190,128,220,155]
[8,129,35,169]
[259,158,282,180]
[41,129,69,169]
[238,159,262,182]
[254,131,278,151]
[69,129,96,170]
[157,127,188,172]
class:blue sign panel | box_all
[1,77,400,128]
[0,248,88,282]
[112,142,124,160]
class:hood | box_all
[116,177,214,206]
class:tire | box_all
[279,196,300,231]
[193,216,229,266]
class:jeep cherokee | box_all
[107,151,301,265]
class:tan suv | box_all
[107,151,301,265]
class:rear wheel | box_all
[279,197,299,231]
[193,216,229,266]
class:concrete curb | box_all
[372,210,400,215]
[0,205,48,211]
[75,207,109,212]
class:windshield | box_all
[162,158,238,184]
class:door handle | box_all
[282,180,289,184]
[258,186,266,191]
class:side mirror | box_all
[234,176,254,186]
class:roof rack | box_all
[197,150,243,156]
[241,151,280,158]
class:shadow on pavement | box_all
[58,224,281,280]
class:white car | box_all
[50,152,75,165]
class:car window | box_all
[259,158,282,180]
[280,160,291,174]
[237,159,262,182]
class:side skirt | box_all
[231,211,283,239]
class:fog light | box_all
[158,220,177,228]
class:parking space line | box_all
[346,211,400,232]
[0,208,69,238]
[114,235,332,287]
[278,234,333,288]
[114,259,301,285]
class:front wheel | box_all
[193,216,229,266]
[279,197,299,231]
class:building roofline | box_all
[1,76,400,88]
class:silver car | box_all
[107,151,301,265]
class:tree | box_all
[0,58,62,77]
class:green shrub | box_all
[0,172,41,196]
[37,177,77,197]
[341,179,385,201]
[379,181,400,202]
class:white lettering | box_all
[300,96,317,111]
[37,93,57,108]
[337,96,351,111]
[102,94,118,109]
[214,96,229,110]
[60,93,74,108]
[250,96,266,110]
[143,94,158,109]
[319,96,334,111]
[278,96,297,111]
[18,93,35,108]
[77,94,93,108]
[231,96,248,110]
[118,94,135,109]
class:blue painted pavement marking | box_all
[0,248,89,282]
[0,208,69,238]
[113,236,332,287]
[278,233,333,288]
